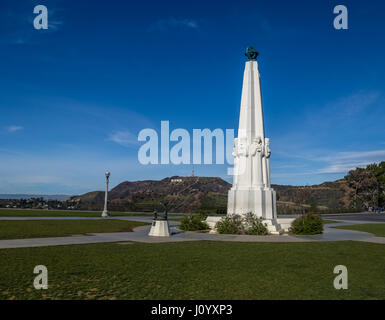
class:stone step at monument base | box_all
[262,219,284,235]
[275,218,295,232]
[206,216,222,230]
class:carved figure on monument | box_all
[237,137,249,157]
[264,138,271,158]
[250,137,263,157]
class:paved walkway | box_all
[0,216,385,249]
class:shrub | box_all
[215,213,268,235]
[215,214,244,234]
[289,213,323,235]
[179,214,209,231]
[243,213,269,235]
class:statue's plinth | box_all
[148,219,170,237]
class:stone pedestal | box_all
[227,187,276,219]
[148,219,170,237]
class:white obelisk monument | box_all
[227,47,277,221]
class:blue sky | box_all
[1,0,385,194]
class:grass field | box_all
[0,209,180,217]
[334,223,385,237]
[322,220,339,224]
[1,241,384,300]
[0,220,148,240]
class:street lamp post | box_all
[102,171,110,217]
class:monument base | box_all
[227,187,277,219]
[205,216,294,235]
[149,219,170,237]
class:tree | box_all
[345,162,385,209]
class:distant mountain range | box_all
[71,176,230,213]
[0,194,71,201]
[71,176,352,214]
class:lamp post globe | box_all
[102,170,110,217]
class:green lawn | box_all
[0,220,148,240]
[334,223,385,237]
[0,209,180,217]
[322,219,340,224]
[0,241,384,300]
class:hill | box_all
[0,194,71,201]
[71,176,230,213]
[71,176,353,214]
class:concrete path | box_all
[325,219,385,244]
[324,213,385,223]
[0,222,309,249]
[0,216,385,249]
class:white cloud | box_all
[317,163,370,174]
[317,149,385,173]
[274,147,385,177]
[107,131,139,147]
[48,19,64,31]
[5,125,23,133]
[319,149,385,163]
[331,92,379,118]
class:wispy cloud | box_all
[47,9,65,32]
[272,145,385,185]
[149,18,199,31]
[326,91,380,119]
[107,131,139,147]
[301,91,381,131]
[319,150,385,163]
[317,149,385,173]
[5,125,23,133]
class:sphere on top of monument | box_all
[245,46,259,61]
[105,171,110,177]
